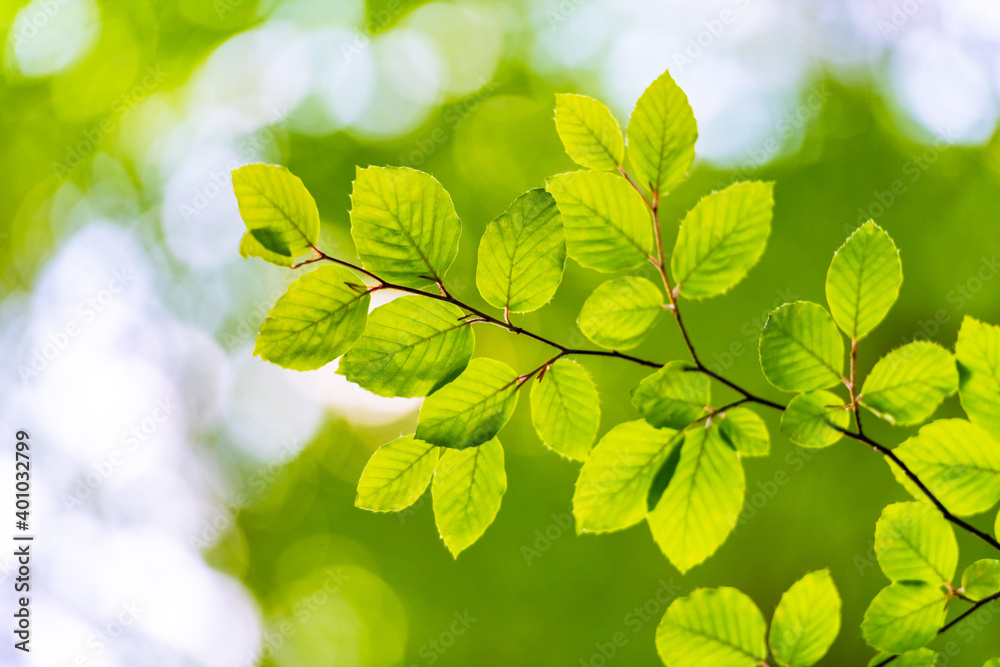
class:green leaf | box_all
[572,420,681,533]
[350,166,461,288]
[760,301,844,392]
[891,419,1000,516]
[250,227,292,256]
[869,649,939,667]
[780,390,849,448]
[956,316,1000,433]
[860,342,958,426]
[238,231,295,267]
[769,570,842,667]
[530,358,600,460]
[671,181,775,299]
[416,358,519,450]
[554,94,624,171]
[825,221,902,339]
[961,559,1000,602]
[254,265,370,371]
[578,276,664,350]
[232,164,321,261]
[355,436,439,511]
[476,189,566,313]
[996,507,999,541]
[631,361,710,430]
[647,425,745,573]
[656,587,766,667]
[861,582,946,654]
[626,68,698,196]
[717,407,770,457]
[545,170,654,272]
[874,501,958,584]
[985,660,1000,667]
[337,296,474,398]
[432,438,506,557]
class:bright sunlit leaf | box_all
[233,163,321,262]
[780,390,849,448]
[671,181,774,299]
[760,302,844,392]
[476,188,566,313]
[961,559,1000,602]
[356,436,439,511]
[351,166,461,288]
[825,221,902,339]
[891,419,1000,516]
[656,587,766,667]
[416,358,519,450]
[647,425,744,573]
[546,170,654,272]
[874,502,958,585]
[860,342,958,426]
[555,94,625,171]
[338,297,474,398]
[578,276,664,350]
[572,420,681,533]
[861,582,946,654]
[769,570,842,667]
[716,407,770,457]
[631,361,710,430]
[255,265,369,371]
[626,68,698,196]
[432,438,507,557]
[956,316,1000,433]
[530,358,600,460]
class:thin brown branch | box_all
[303,240,1000,555]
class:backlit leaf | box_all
[554,93,624,171]
[825,221,902,339]
[861,342,958,426]
[578,276,664,350]
[769,570,842,667]
[760,302,844,392]
[874,502,958,584]
[956,316,1000,433]
[432,438,506,557]
[239,230,294,267]
[546,170,654,272]
[671,181,774,299]
[656,587,766,667]
[572,420,681,533]
[631,361,710,430]
[476,188,566,313]
[717,407,770,457]
[647,424,745,573]
[254,265,369,371]
[891,419,1000,516]
[356,436,439,511]
[861,582,946,654]
[416,358,519,450]
[233,163,321,262]
[337,296,474,398]
[350,166,461,288]
[626,68,698,196]
[961,559,1000,602]
[530,358,600,460]
[780,390,849,448]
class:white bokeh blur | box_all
[2,0,1000,664]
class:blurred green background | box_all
[3,0,1000,665]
